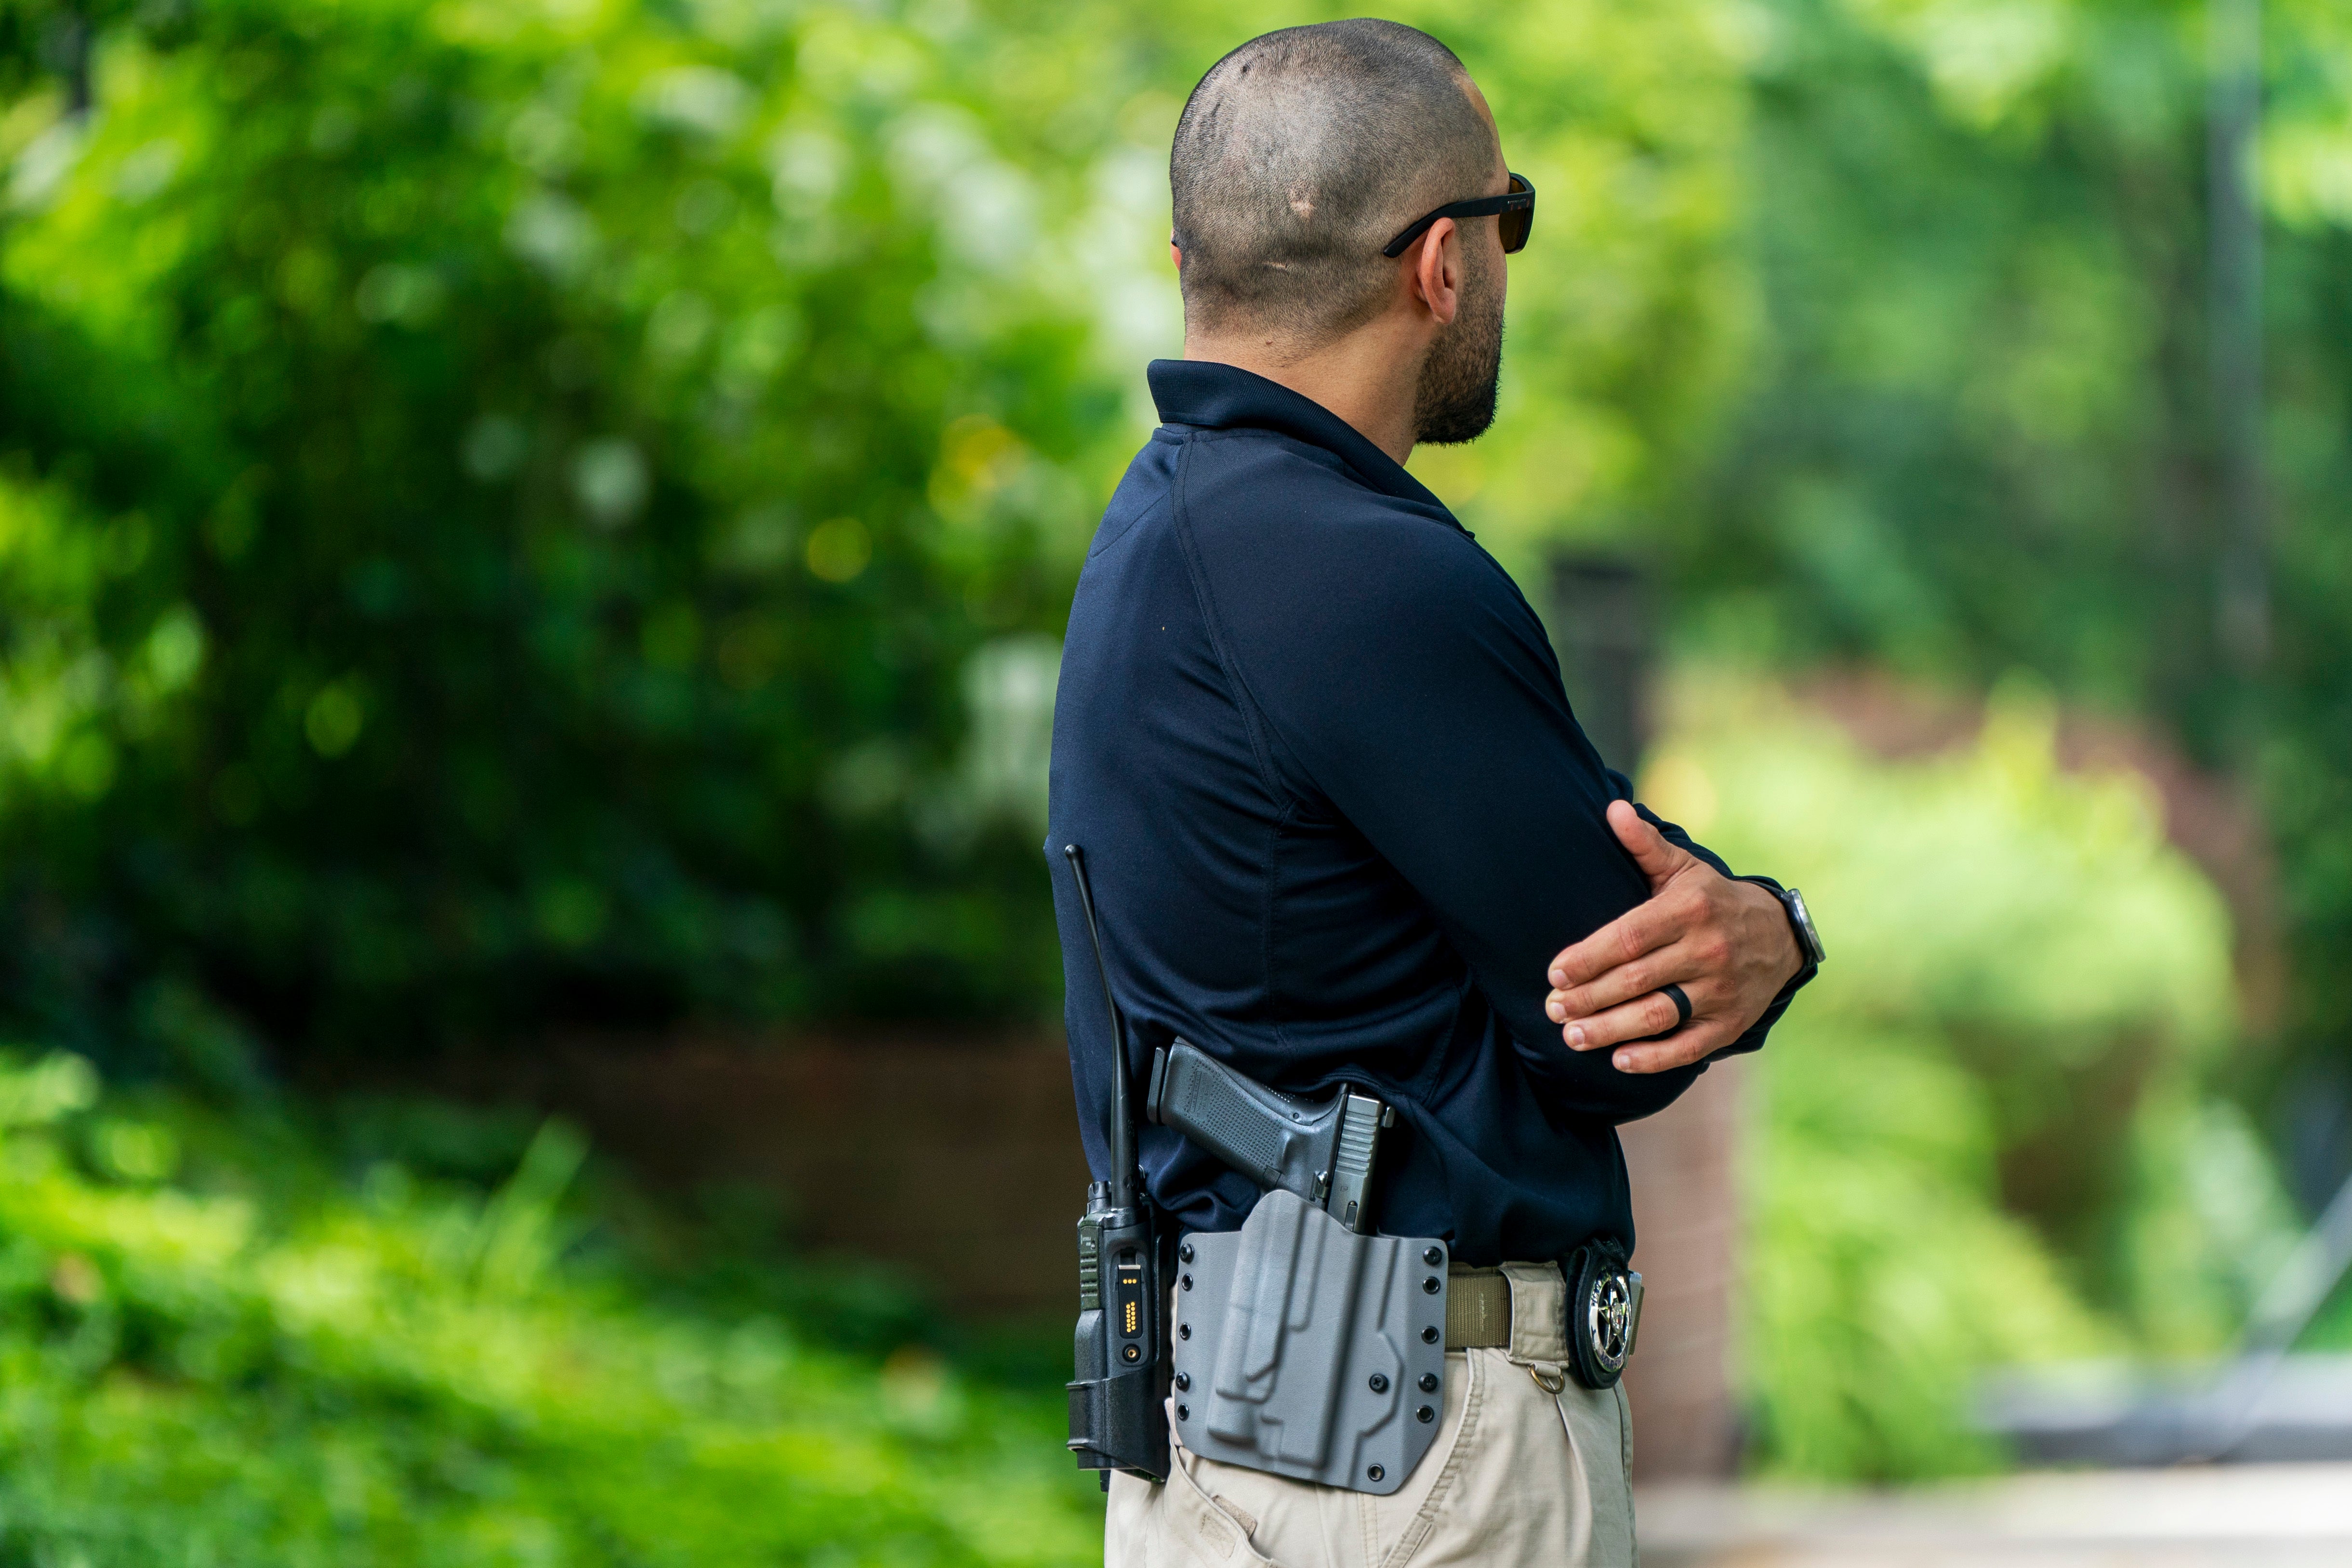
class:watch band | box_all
[1778,885,1825,965]
[1738,877,1824,967]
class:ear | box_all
[1410,217,1462,327]
[1170,240,1182,270]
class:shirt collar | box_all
[1147,358,1452,515]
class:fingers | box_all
[1551,876,1807,1077]
[1547,936,1700,1025]
[1609,1022,1737,1075]
[1607,799,1695,893]
[1545,805,1704,989]
[1546,902,1677,991]
[1541,804,1795,1080]
[1553,979,1735,1076]
[1555,965,1724,1053]
[1556,988,1685,1053]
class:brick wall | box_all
[425,1030,1741,1476]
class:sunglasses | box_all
[1381,172,1536,259]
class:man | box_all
[1045,20,1818,1565]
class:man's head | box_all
[1171,20,1508,445]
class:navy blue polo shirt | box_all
[1045,359,1803,1265]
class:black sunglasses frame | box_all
[1381,172,1536,260]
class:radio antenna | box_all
[1064,844,1136,1212]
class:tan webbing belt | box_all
[1170,1266,1521,1348]
[1444,1266,1513,1349]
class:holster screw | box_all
[1179,1243,1194,1264]
[1176,1403,1189,1422]
[1367,1464,1385,1482]
[1368,1372,1389,1393]
[1416,1404,1436,1423]
[1419,1372,1438,1393]
[1421,1325,1440,1344]
[1179,1323,1190,1340]
[1181,1274,1192,1291]
[1422,1276,1440,1294]
[1423,1246,1442,1266]
[1174,1371,1189,1392]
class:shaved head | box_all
[1171,20,1501,348]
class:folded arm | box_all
[1221,521,1805,1120]
[1545,797,1807,1074]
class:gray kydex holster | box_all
[1172,1188,1449,1495]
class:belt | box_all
[1449,1255,1641,1394]
[1164,1270,1523,1347]
[1443,1265,1520,1350]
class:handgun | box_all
[1147,1040,1396,1234]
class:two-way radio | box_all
[1061,844,1170,1485]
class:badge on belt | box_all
[1564,1242,1643,1390]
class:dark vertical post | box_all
[2210,0,2266,675]
[1550,549,1741,1475]
[47,7,93,118]
[1546,552,1656,778]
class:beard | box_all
[1411,245,1505,447]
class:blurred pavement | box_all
[1636,1463,2352,1567]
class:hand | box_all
[1543,800,1803,1075]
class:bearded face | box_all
[1411,237,1505,447]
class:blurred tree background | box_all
[0,0,2345,1531]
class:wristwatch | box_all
[1772,885,1826,966]
[1740,877,1824,966]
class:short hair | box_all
[1171,21,1496,346]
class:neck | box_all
[1182,320,1424,466]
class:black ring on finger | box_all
[1660,982,1692,1030]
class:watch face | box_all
[1786,888,1825,963]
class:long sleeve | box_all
[1195,509,1785,1123]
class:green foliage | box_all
[1663,0,2352,1086]
[0,0,1752,1060]
[0,0,1127,1050]
[2302,1277,2352,1351]
[1648,672,2296,1477]
[1389,0,1752,572]
[1745,1017,2105,1477]
[0,1047,1096,1565]
[1,0,2348,1492]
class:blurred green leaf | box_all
[1655,672,2295,1478]
[0,1053,1098,1566]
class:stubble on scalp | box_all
[1171,21,1500,356]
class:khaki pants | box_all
[1106,1264,1638,1567]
